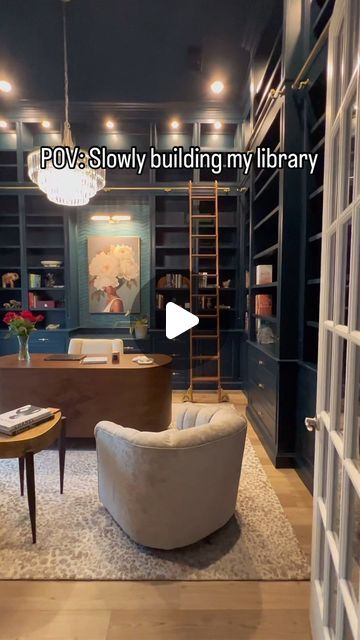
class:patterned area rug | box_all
[0,437,310,580]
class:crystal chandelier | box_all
[28,0,105,206]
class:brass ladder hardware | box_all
[182,180,228,404]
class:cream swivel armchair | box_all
[68,337,124,356]
[95,403,247,549]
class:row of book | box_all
[164,274,187,288]
[28,293,59,309]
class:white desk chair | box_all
[68,338,124,356]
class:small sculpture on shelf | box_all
[3,299,22,310]
[45,272,56,288]
[1,272,19,289]
[222,279,231,288]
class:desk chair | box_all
[68,338,124,356]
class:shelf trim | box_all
[253,206,279,232]
[253,243,279,260]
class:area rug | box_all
[0,437,310,580]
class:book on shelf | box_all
[29,273,41,288]
[0,405,54,436]
[255,265,273,285]
[163,273,185,288]
[28,292,38,308]
[156,293,165,310]
[255,294,273,316]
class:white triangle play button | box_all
[166,302,199,339]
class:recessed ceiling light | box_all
[210,80,224,95]
[170,119,180,130]
[41,120,51,129]
[105,120,115,130]
[0,80,12,93]
[0,120,8,129]
[214,121,222,130]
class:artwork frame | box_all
[88,236,141,314]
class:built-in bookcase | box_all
[154,194,239,331]
[0,195,22,324]
[249,106,281,358]
[301,54,327,366]
[24,195,67,329]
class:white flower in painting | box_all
[89,251,119,290]
[110,244,139,282]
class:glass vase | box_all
[17,334,30,362]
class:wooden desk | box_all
[0,354,172,437]
[0,410,65,543]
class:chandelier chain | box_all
[62,0,70,129]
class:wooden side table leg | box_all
[25,452,36,544]
[19,457,25,496]
[58,416,66,495]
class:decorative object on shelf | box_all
[41,261,63,268]
[46,324,60,331]
[199,272,208,288]
[45,273,56,288]
[3,299,21,310]
[130,316,149,340]
[3,310,44,362]
[222,278,231,288]
[29,273,41,288]
[1,272,19,289]
[255,265,273,285]
[36,300,56,309]
[256,320,275,345]
[88,236,140,314]
[27,0,105,206]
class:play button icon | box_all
[166,302,199,339]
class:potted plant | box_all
[3,310,44,361]
[130,316,149,340]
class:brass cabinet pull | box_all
[38,338,49,342]
[258,383,265,389]
[258,360,264,365]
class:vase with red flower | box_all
[3,310,44,361]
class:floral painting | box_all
[88,236,140,313]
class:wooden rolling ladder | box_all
[183,181,228,403]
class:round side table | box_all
[0,409,66,543]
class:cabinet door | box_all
[29,332,67,353]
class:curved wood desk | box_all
[0,354,172,437]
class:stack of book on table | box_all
[0,406,53,436]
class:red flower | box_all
[20,310,37,322]
[20,310,43,323]
[3,311,19,325]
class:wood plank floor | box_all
[0,391,313,640]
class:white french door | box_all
[310,0,360,638]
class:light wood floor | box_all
[0,391,313,640]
